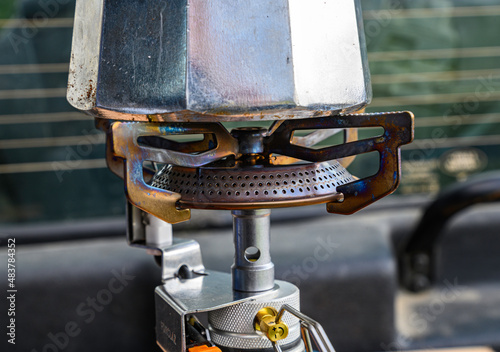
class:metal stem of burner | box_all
[232,209,274,292]
[230,127,274,293]
[231,127,268,165]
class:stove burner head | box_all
[151,161,352,210]
[98,111,414,223]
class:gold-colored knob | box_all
[254,307,289,342]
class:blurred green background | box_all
[0,0,499,225]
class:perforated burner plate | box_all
[151,161,354,210]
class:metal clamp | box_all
[127,202,205,281]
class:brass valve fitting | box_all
[254,307,289,342]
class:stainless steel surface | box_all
[127,203,204,280]
[232,209,274,292]
[160,271,281,312]
[208,281,302,350]
[159,238,205,281]
[287,0,371,112]
[144,213,173,248]
[67,0,371,121]
[277,305,336,352]
[127,203,172,255]
[127,201,147,245]
[150,161,354,210]
[155,271,284,352]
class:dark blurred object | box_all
[399,172,500,292]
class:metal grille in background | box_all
[0,1,124,224]
[0,0,499,224]
[360,0,500,195]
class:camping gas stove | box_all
[67,1,413,351]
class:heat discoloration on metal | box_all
[96,118,156,182]
[93,106,355,123]
[100,111,413,222]
[271,128,359,167]
[150,161,353,210]
[100,120,238,224]
[265,111,414,214]
[110,121,237,168]
[328,112,413,214]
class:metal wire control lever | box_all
[253,305,335,352]
[276,305,336,352]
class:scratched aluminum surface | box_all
[68,0,370,122]
[66,0,104,111]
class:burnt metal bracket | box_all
[399,172,500,292]
[98,119,238,224]
[266,111,415,215]
[97,111,413,223]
